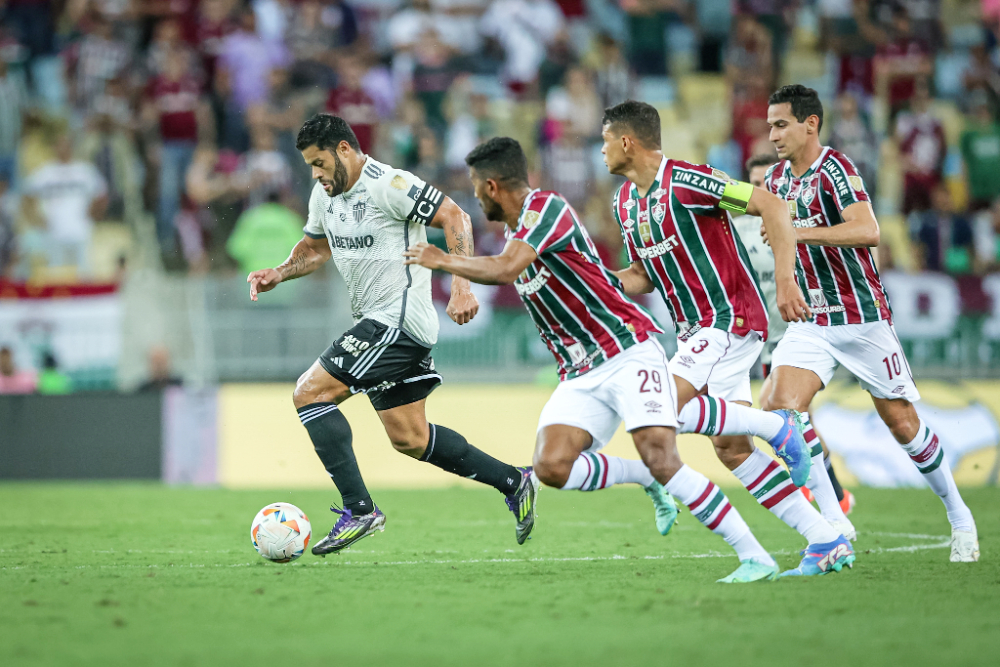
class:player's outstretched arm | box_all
[613,262,656,295]
[747,186,811,323]
[794,201,880,248]
[247,235,331,301]
[403,239,537,286]
[428,197,479,325]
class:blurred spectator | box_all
[619,0,676,76]
[145,18,194,80]
[194,0,238,83]
[0,346,37,395]
[540,127,594,209]
[218,8,290,112]
[249,67,309,202]
[545,66,602,142]
[389,1,465,55]
[591,33,635,109]
[961,43,1000,117]
[286,0,337,87]
[829,91,879,198]
[210,66,251,154]
[479,0,565,86]
[21,136,108,279]
[696,0,732,73]
[67,12,132,116]
[0,58,28,182]
[318,0,359,48]
[538,30,576,98]
[326,57,378,154]
[144,46,211,253]
[0,176,16,277]
[239,125,293,208]
[895,78,946,214]
[960,91,1000,211]
[910,185,974,274]
[736,0,793,67]
[138,345,183,391]
[863,3,933,117]
[226,193,304,275]
[82,81,140,221]
[411,32,462,133]
[973,199,1000,273]
[36,351,73,395]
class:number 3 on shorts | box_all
[638,369,662,393]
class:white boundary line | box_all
[0,532,950,571]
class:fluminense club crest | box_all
[652,202,666,224]
[800,178,817,207]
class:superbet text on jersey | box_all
[765,147,892,327]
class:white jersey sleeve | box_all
[732,213,787,343]
[303,183,328,239]
[365,166,445,226]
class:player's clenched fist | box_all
[247,268,282,301]
[776,277,812,323]
[446,290,479,325]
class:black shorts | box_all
[318,319,442,411]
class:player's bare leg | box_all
[533,424,679,535]
[871,396,978,562]
[376,397,536,544]
[760,372,855,515]
[759,365,854,536]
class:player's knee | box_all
[533,453,571,488]
[293,369,348,409]
[389,435,426,457]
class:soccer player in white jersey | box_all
[246,114,538,554]
[760,85,978,562]
[733,154,856,523]
[406,136,785,583]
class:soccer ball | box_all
[250,503,312,563]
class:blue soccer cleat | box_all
[717,558,780,583]
[644,481,679,536]
[767,409,811,487]
[780,535,855,577]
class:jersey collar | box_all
[630,156,668,200]
[788,146,829,180]
[343,155,373,197]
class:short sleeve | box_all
[303,184,327,239]
[611,186,636,263]
[668,161,730,212]
[763,163,780,194]
[821,154,870,213]
[367,167,443,225]
[511,194,574,256]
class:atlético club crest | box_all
[352,199,367,224]
[652,202,666,224]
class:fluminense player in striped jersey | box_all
[406,137,781,583]
[760,84,978,562]
[601,100,856,577]
[734,154,856,522]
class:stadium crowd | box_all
[0,0,999,283]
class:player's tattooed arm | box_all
[404,238,537,287]
[794,201,880,248]
[613,262,655,295]
[748,187,811,323]
[247,236,331,302]
[428,196,480,325]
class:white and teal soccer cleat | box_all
[717,558,780,583]
[644,481,679,536]
[950,528,979,562]
[779,535,855,576]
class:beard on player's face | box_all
[321,153,350,196]
[478,190,505,222]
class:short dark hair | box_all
[768,84,824,132]
[601,100,661,149]
[745,154,776,174]
[295,113,361,153]
[465,137,529,187]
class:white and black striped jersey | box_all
[731,213,787,343]
[303,157,446,346]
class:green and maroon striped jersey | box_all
[764,147,892,327]
[612,157,769,339]
[509,190,663,381]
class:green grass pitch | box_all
[2,483,998,666]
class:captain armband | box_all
[407,184,445,226]
[718,180,754,215]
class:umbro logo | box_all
[645,400,662,414]
[892,385,906,395]
[676,355,695,368]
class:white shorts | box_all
[668,327,763,404]
[537,339,678,452]
[772,320,921,401]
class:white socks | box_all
[560,452,655,491]
[901,420,975,532]
[733,447,841,544]
[665,464,775,565]
[677,396,783,440]
[801,412,850,524]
